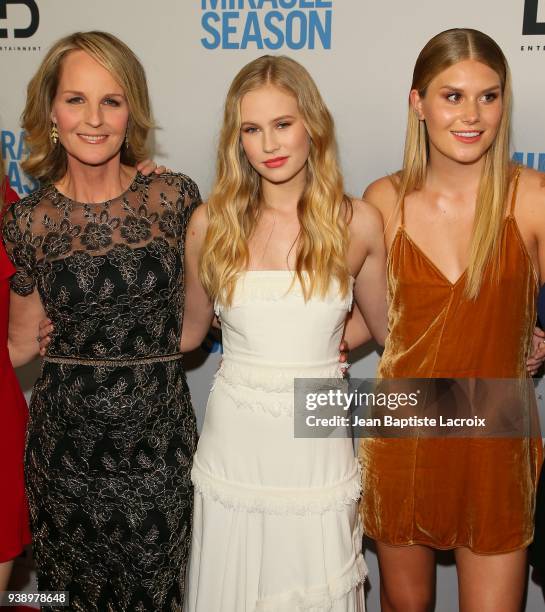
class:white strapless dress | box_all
[185,272,366,612]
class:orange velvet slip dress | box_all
[359,168,543,553]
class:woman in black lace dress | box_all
[3,32,200,611]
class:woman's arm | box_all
[349,199,388,346]
[508,168,545,374]
[180,203,215,352]
[343,302,372,349]
[2,187,47,367]
[8,289,46,367]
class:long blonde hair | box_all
[200,55,352,306]
[22,31,154,183]
[398,28,512,299]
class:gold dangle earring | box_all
[50,122,59,145]
[125,129,129,150]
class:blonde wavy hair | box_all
[200,55,352,306]
[22,31,153,183]
[398,28,512,299]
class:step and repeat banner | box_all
[1,1,545,609]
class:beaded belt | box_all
[43,353,183,367]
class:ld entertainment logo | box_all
[0,0,39,38]
[523,0,545,35]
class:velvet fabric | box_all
[359,171,543,553]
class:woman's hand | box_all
[527,326,545,375]
[37,318,54,357]
[136,160,171,176]
[339,339,350,376]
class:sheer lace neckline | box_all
[50,170,140,206]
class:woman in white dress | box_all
[181,56,387,612]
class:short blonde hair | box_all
[22,31,154,182]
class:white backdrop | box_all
[1,1,545,609]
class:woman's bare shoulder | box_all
[349,197,384,230]
[517,167,545,214]
[347,198,385,258]
[187,200,209,237]
[362,174,400,217]
[518,166,545,192]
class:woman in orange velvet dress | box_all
[358,29,544,612]
[0,165,31,591]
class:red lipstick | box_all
[264,156,289,168]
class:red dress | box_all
[0,179,31,562]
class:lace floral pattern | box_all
[3,172,201,611]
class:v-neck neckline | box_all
[399,228,469,287]
[395,217,510,287]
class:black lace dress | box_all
[3,172,200,611]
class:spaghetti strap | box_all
[509,166,522,216]
[400,197,406,228]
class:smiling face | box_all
[51,50,129,168]
[411,59,503,166]
[239,84,311,186]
